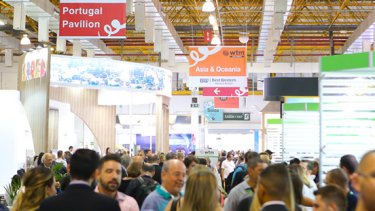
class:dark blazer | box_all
[40,184,120,211]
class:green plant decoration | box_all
[3,175,21,206]
[51,163,65,182]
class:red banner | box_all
[203,30,212,42]
[214,97,239,109]
[59,0,126,38]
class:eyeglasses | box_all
[358,172,375,179]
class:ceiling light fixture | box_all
[209,14,216,25]
[239,32,249,44]
[20,34,31,45]
[211,34,221,45]
[202,0,215,12]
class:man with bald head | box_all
[352,150,375,211]
[141,159,186,211]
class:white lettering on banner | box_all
[216,66,241,73]
[196,67,209,72]
[62,20,100,28]
[62,7,103,16]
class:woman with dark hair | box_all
[12,167,56,211]
[37,152,45,166]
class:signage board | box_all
[50,55,172,97]
[203,101,223,122]
[223,113,250,121]
[21,48,49,81]
[203,87,248,97]
[190,103,199,108]
[59,0,126,38]
[214,97,239,109]
[188,46,247,87]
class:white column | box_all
[38,17,50,42]
[135,2,145,32]
[56,36,66,53]
[155,95,170,153]
[154,30,162,53]
[168,49,175,67]
[161,40,169,60]
[145,18,154,43]
[72,40,82,57]
[5,49,13,67]
[13,2,26,30]
[191,88,201,149]
[363,40,372,52]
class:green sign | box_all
[223,112,250,121]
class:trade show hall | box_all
[0,0,375,211]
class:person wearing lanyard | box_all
[141,159,186,211]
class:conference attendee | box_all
[183,155,199,176]
[40,148,120,211]
[96,154,139,211]
[340,155,359,194]
[141,159,186,211]
[164,165,221,211]
[221,153,235,191]
[149,155,162,184]
[40,153,54,169]
[56,150,67,168]
[12,167,56,211]
[250,164,296,211]
[68,146,74,153]
[351,150,375,211]
[225,152,267,211]
[325,168,358,211]
[313,185,347,211]
[118,156,143,193]
[125,163,158,208]
[265,149,274,161]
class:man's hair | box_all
[339,154,358,174]
[57,150,63,158]
[226,152,233,158]
[177,152,184,160]
[144,149,151,155]
[69,146,73,150]
[142,163,155,173]
[259,164,291,199]
[290,158,301,165]
[148,154,159,163]
[326,168,348,189]
[314,185,347,211]
[246,152,263,169]
[166,152,177,160]
[183,155,199,168]
[98,154,121,170]
[70,149,100,180]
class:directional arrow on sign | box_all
[214,88,221,95]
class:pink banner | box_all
[203,87,248,97]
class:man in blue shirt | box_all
[141,159,186,211]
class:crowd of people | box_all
[3,146,375,211]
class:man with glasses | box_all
[352,150,375,211]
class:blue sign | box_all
[204,101,223,122]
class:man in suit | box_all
[256,164,293,211]
[40,149,120,211]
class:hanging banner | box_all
[214,97,239,109]
[203,30,213,42]
[21,48,49,81]
[59,0,126,38]
[203,87,248,97]
[204,101,223,122]
[188,46,247,87]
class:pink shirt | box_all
[95,187,139,211]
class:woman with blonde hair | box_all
[165,165,222,211]
[12,166,56,211]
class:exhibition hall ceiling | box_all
[0,0,374,63]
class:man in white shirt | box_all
[56,150,67,168]
[221,153,235,188]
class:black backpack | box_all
[133,177,158,207]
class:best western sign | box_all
[223,113,250,121]
[59,0,126,38]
